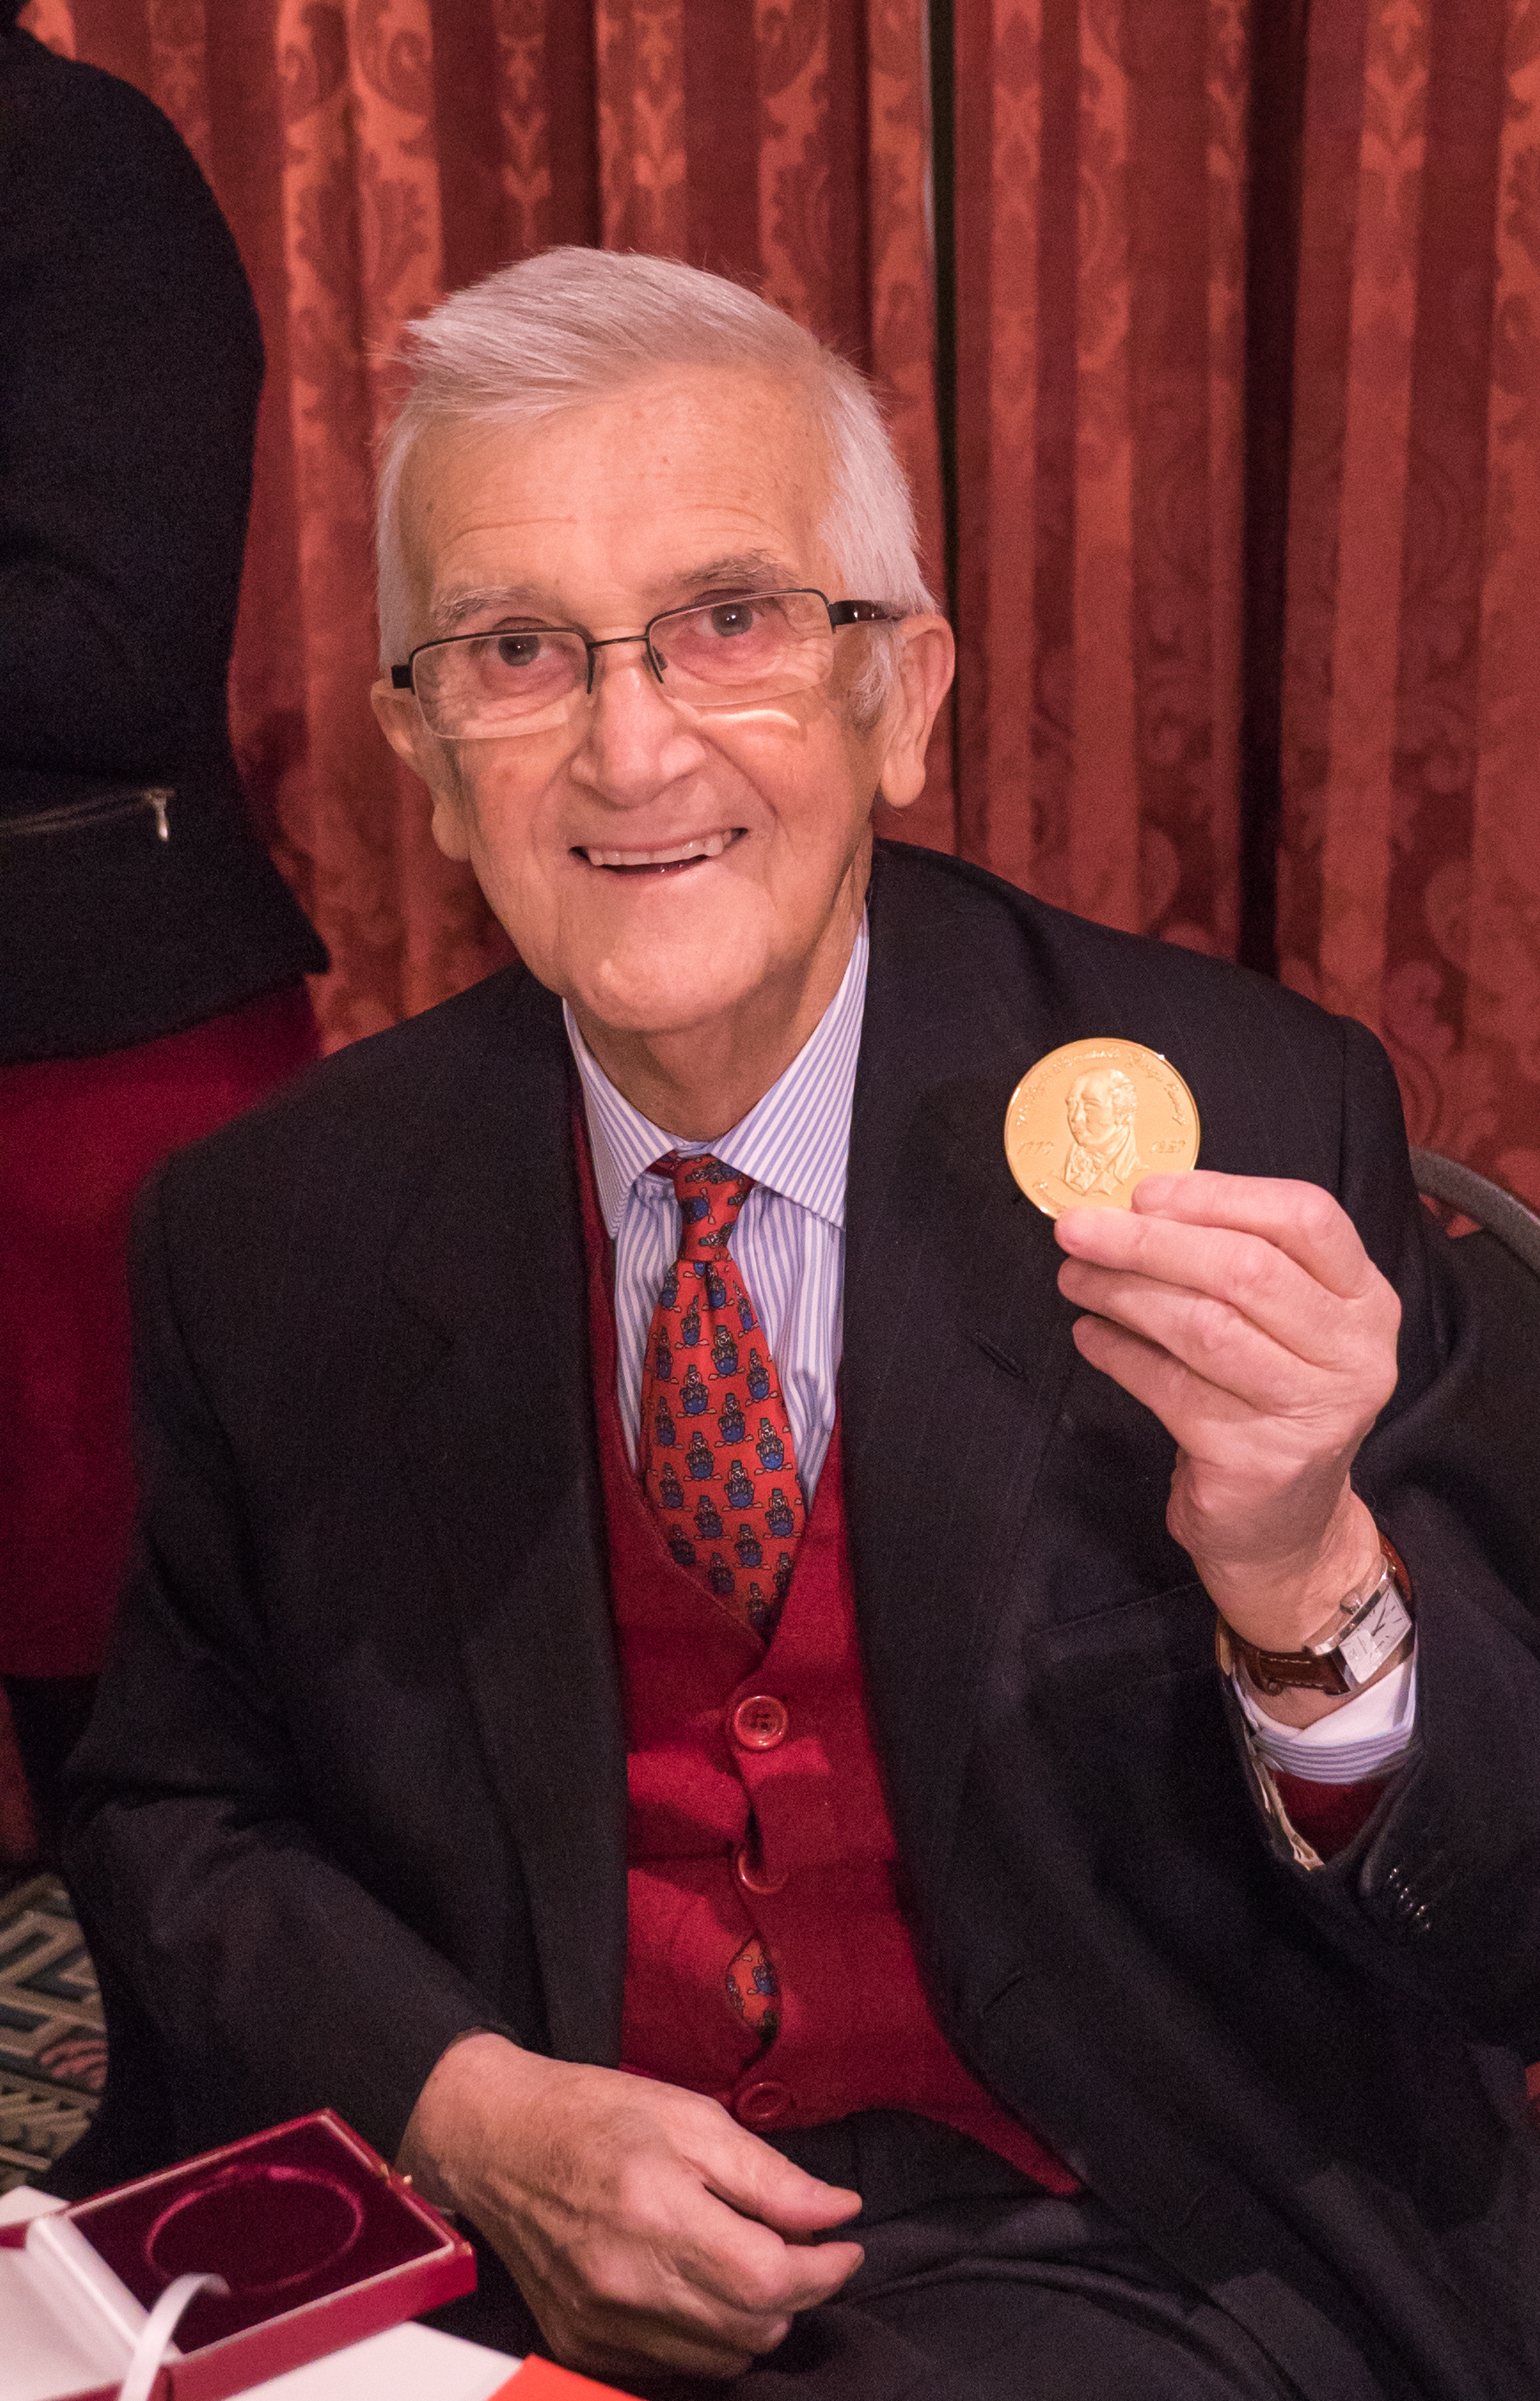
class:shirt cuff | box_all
[1235,1645,1418,1784]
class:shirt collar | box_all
[565,914,869,1239]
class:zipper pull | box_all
[146,787,172,841]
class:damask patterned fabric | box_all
[18,0,947,1051]
[13,0,1539,1197]
[952,0,1249,962]
[1280,0,1540,1208]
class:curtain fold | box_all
[951,0,1247,953]
[20,0,949,1043]
[15,0,1540,1194]
[1281,0,1540,1197]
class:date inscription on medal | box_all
[1004,1038,1201,1220]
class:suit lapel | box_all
[387,974,626,2066]
[371,859,1162,2059]
[843,854,1086,1907]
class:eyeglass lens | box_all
[413,590,839,738]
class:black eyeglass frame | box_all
[389,588,900,703]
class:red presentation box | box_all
[2,2109,476,2401]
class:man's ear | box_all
[370,678,473,863]
[874,616,956,810]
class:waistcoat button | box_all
[734,1843,789,1895]
[731,1694,788,1750]
[736,2080,790,2129]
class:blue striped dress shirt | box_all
[564,904,1413,1800]
[565,915,867,1504]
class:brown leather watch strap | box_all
[1219,1534,1412,1699]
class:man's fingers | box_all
[1067,1314,1316,1472]
[1059,1216,1383,1369]
[425,2055,865,2381]
[1058,1255,1328,1398]
[705,2136,863,2237]
[533,2202,862,2381]
[1056,1260,1396,1426]
[670,2174,863,2319]
[529,2270,781,2383]
[675,2113,865,2300]
[1073,1171,1377,1298]
[1051,1174,1401,1624]
[731,2234,865,2317]
[677,2228,865,2324]
[553,2127,864,2334]
[1069,1310,1237,1433]
[1054,1175,1401,1432]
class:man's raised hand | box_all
[1054,1171,1400,1684]
[399,2033,864,2381]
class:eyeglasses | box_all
[390,588,898,740]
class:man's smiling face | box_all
[373,367,943,1056]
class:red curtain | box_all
[951,0,1248,956]
[1281,0,1540,1202]
[16,0,1540,1192]
[20,0,949,1046]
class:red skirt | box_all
[0,987,320,1678]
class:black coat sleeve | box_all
[1252,1015,1540,2055]
[63,1166,507,2168]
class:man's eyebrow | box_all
[429,584,556,637]
[425,554,809,641]
[663,552,806,600]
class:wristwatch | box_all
[1215,1534,1413,1699]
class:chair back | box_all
[1410,1147,1540,1278]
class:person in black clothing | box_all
[0,6,327,1853]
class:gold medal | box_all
[1004,1039,1201,1218]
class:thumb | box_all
[709,2129,863,2236]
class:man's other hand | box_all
[1054,1172,1400,1694]
[399,2032,864,2381]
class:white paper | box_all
[234,2321,518,2400]
[0,2253,125,2400]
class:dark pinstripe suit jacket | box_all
[66,842,1540,2398]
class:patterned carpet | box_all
[0,1872,106,2193]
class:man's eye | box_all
[706,604,757,638]
[493,633,545,667]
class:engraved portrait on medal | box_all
[1004,1039,1201,1219]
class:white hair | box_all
[375,247,935,719]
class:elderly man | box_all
[66,250,1540,2400]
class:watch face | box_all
[1336,1589,1413,1689]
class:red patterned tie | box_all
[636,1156,803,2050]
[637,1154,806,1641]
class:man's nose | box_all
[569,641,706,799]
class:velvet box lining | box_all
[68,2115,453,2352]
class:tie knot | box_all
[652,1152,754,1258]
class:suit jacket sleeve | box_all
[64,1166,506,2166]
[1247,1015,1540,2057]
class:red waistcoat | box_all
[578,1137,1075,2191]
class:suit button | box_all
[736,2080,790,2129]
[731,1694,787,1750]
[735,1844,788,1895]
